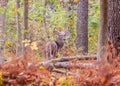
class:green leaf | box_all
[21,29,27,35]
[0,7,5,14]
[17,8,22,14]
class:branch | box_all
[40,55,96,65]
[52,69,75,75]
[37,55,97,70]
[39,61,95,70]
[54,62,95,68]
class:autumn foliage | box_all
[0,43,120,86]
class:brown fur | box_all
[45,30,70,59]
[45,41,58,59]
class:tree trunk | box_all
[23,0,28,57]
[107,0,120,56]
[76,0,88,54]
[0,1,7,63]
[0,14,5,63]
[97,0,108,60]
[43,0,50,41]
[16,0,23,56]
[23,0,28,40]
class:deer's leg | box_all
[46,45,51,60]
[53,44,58,58]
[53,49,57,59]
[45,48,49,59]
[58,48,63,57]
[49,45,53,59]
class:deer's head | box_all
[53,30,70,43]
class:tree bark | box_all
[16,0,23,55]
[40,55,96,65]
[23,0,28,40]
[23,0,29,57]
[97,0,108,60]
[38,55,96,69]
[54,62,94,68]
[52,69,75,75]
[43,0,50,40]
[107,0,120,56]
[0,14,5,63]
[0,0,7,63]
[40,61,94,69]
[76,0,88,54]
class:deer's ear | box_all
[65,30,70,36]
[53,30,60,35]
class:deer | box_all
[45,30,70,60]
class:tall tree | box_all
[16,0,23,55]
[97,0,108,60]
[107,0,120,56]
[0,0,7,63]
[23,0,28,56]
[76,0,88,54]
[43,0,50,40]
[23,0,28,40]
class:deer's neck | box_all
[55,41,64,50]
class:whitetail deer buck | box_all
[45,30,70,60]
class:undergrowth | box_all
[0,42,120,86]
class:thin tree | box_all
[43,0,50,40]
[76,0,88,54]
[0,0,7,63]
[107,0,120,56]
[23,0,28,40]
[16,0,23,56]
[23,0,28,56]
[97,0,108,60]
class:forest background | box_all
[1,0,99,59]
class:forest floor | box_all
[0,45,120,86]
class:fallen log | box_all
[52,55,97,62]
[39,61,95,70]
[37,55,97,70]
[40,55,97,65]
[54,62,95,68]
[52,69,75,75]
